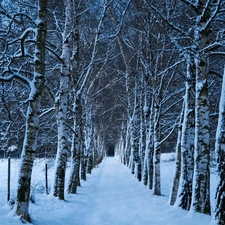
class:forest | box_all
[0,0,225,224]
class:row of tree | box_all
[0,0,108,221]
[0,0,225,224]
[113,0,225,224]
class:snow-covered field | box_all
[0,154,217,224]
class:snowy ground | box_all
[0,154,216,224]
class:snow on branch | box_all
[162,88,185,106]
[180,0,199,10]
[8,27,36,58]
[198,0,221,32]
[91,76,124,100]
[6,12,36,35]
[77,1,110,94]
[158,59,185,77]
[0,69,30,84]
[45,45,63,63]
[148,2,188,38]
[158,116,180,147]
[162,97,184,116]
[109,0,133,38]
[112,88,128,109]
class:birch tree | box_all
[0,0,47,220]
[67,0,111,193]
[53,0,73,200]
[214,67,225,224]
[143,0,225,214]
[169,102,184,205]
[15,0,47,219]
[174,55,195,210]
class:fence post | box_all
[7,157,10,202]
[45,163,48,195]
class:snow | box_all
[0,155,214,225]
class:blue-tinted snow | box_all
[0,155,215,224]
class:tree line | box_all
[0,0,225,224]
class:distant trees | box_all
[115,0,183,195]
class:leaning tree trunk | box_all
[14,0,47,221]
[53,0,71,200]
[214,67,225,224]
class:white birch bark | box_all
[125,120,131,166]
[14,0,47,220]
[191,53,211,214]
[169,101,184,206]
[142,94,149,186]
[175,58,195,210]
[87,123,95,174]
[67,96,82,194]
[143,98,154,189]
[214,67,225,224]
[53,0,71,200]
[153,94,161,195]
[190,2,214,215]
[130,90,140,178]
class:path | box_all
[30,157,211,225]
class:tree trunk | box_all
[169,101,184,206]
[53,0,71,199]
[142,98,154,189]
[191,52,211,215]
[153,95,161,196]
[147,99,154,190]
[67,130,81,194]
[14,0,47,220]
[67,96,82,194]
[80,100,87,181]
[87,134,94,174]
[176,58,195,210]
[190,4,211,215]
[130,93,141,180]
[214,67,225,224]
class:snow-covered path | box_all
[30,157,211,225]
[0,157,213,225]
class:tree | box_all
[143,0,225,214]
[0,0,47,221]
[214,67,225,224]
[67,0,111,193]
[169,102,184,205]
[53,0,72,200]
[14,0,47,220]
[173,55,195,210]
